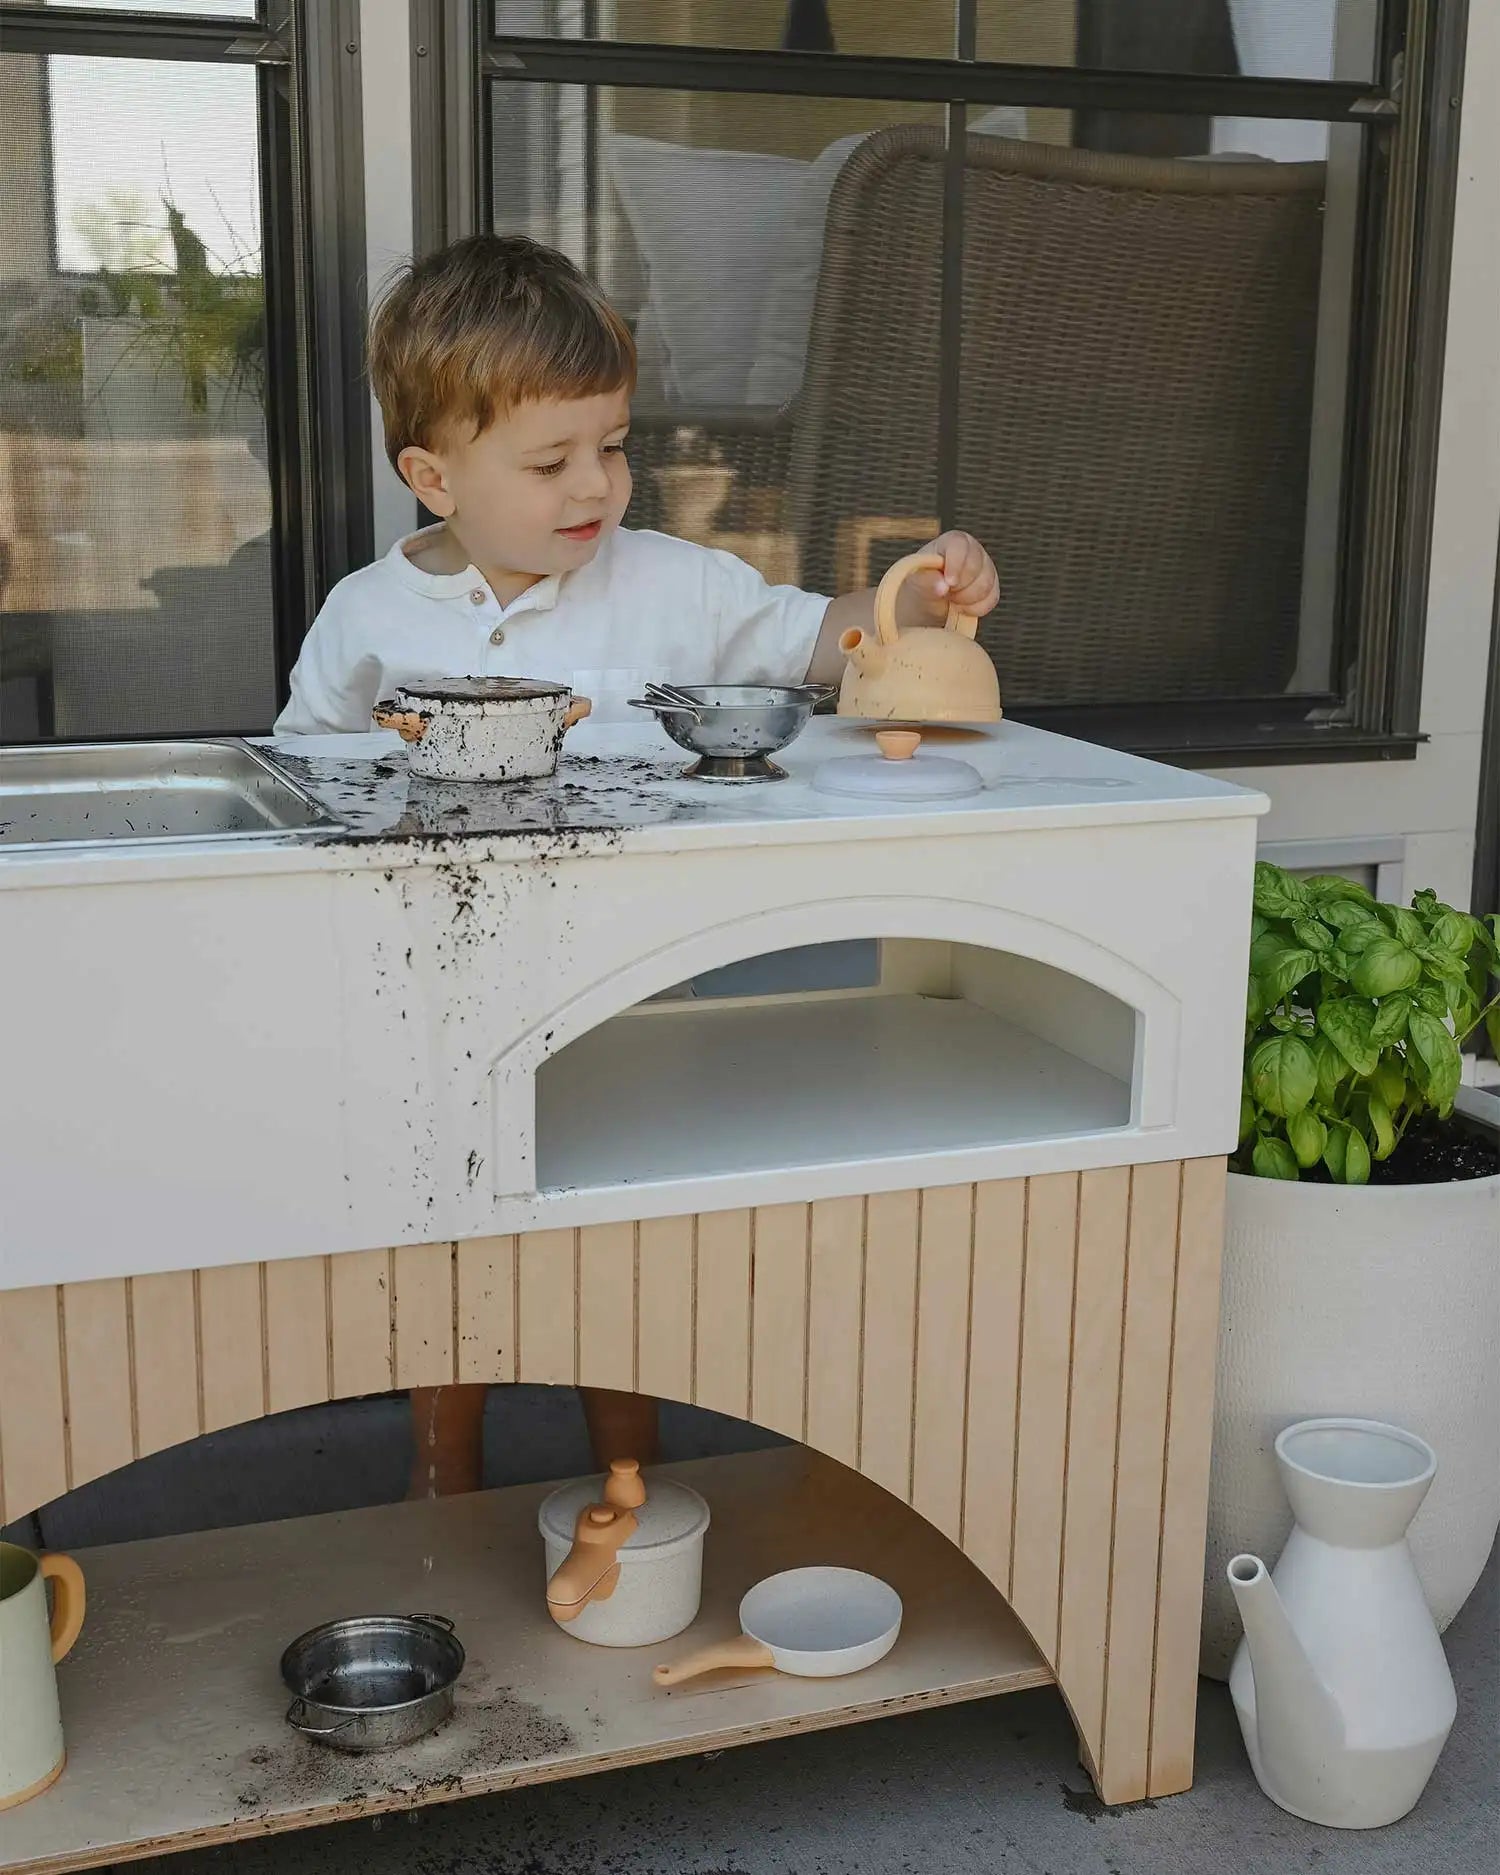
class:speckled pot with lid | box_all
[372,677,591,782]
[539,1460,710,1647]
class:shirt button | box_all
[489,626,506,646]
[468,587,486,605]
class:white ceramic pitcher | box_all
[1227,1417,1456,1829]
[0,1543,86,1811]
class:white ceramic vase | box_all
[1229,1418,1456,1829]
[1203,1090,1500,1678]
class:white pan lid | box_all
[538,1472,710,1562]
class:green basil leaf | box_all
[1246,977,1266,1027]
[1429,911,1476,958]
[1292,919,1334,953]
[1350,939,1423,999]
[1343,1128,1372,1185]
[1367,1095,1396,1161]
[1322,1125,1348,1181]
[1379,905,1427,948]
[1239,1093,1256,1143]
[1414,983,1450,1018]
[1370,1059,1406,1110]
[1416,945,1467,986]
[1334,922,1384,956]
[1303,875,1375,906]
[1250,930,1293,974]
[1407,1009,1461,1108]
[1318,999,1380,1077]
[1313,1033,1351,1103]
[1253,863,1308,920]
[1252,1134,1301,1181]
[1320,898,1382,932]
[1286,1108,1328,1170]
[1369,994,1411,1046]
[1259,948,1320,1008]
[1487,1004,1500,1062]
[1249,1035,1317,1118]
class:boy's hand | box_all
[897,531,1000,630]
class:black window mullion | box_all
[935,102,965,534]
[0,4,289,65]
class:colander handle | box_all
[873,552,978,646]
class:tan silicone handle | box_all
[40,1553,85,1664]
[546,1494,639,1618]
[564,696,593,730]
[371,704,428,743]
[873,551,978,646]
[652,1633,776,1687]
[602,1457,647,1510]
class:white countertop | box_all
[0,718,1267,890]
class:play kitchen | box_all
[0,568,1266,1866]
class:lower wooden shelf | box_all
[1,1446,1052,1874]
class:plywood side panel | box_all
[515,1230,577,1388]
[859,1190,919,1500]
[805,1196,864,1469]
[1100,1159,1180,1803]
[198,1261,266,1434]
[636,1216,694,1403]
[1057,1166,1130,1769]
[456,1236,516,1385]
[328,1249,395,1399]
[1009,1172,1079,1663]
[393,1244,456,1389]
[130,1271,201,1460]
[961,1179,1026,1592]
[0,1285,67,1520]
[1148,1156,1227,1799]
[693,1209,751,1420]
[750,1204,809,1441]
[577,1222,636,1396]
[262,1257,331,1417]
[911,1185,974,1544]
[59,1280,133,1490]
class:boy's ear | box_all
[397,445,454,515]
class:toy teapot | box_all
[836,551,1002,729]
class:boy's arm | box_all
[802,531,1000,686]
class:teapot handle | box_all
[873,552,979,647]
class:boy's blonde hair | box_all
[368,234,636,470]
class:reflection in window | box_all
[0,51,274,740]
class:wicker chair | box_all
[786,128,1327,707]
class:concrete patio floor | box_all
[140,1550,1495,1875]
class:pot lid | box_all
[812,753,984,801]
[396,677,569,708]
[538,1471,710,1559]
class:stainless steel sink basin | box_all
[0,740,343,849]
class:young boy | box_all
[276,235,1000,1489]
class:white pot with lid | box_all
[539,1459,710,1647]
[372,677,591,782]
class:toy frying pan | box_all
[652,1566,902,1687]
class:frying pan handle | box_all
[285,1697,354,1737]
[652,1633,775,1687]
[873,552,977,646]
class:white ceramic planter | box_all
[1203,1092,1500,1678]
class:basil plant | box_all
[1238,863,1500,1184]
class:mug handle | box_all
[40,1553,85,1664]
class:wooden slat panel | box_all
[1149,1156,1227,1798]
[1057,1166,1130,1772]
[1009,1172,1079,1663]
[577,1222,636,1395]
[694,1208,751,1420]
[636,1216,694,1403]
[0,1285,67,1519]
[60,1279,133,1489]
[859,1189,919,1500]
[263,1257,331,1416]
[515,1230,576,1387]
[1100,1160,1181,1803]
[328,1249,395,1399]
[130,1271,201,1459]
[749,1203,809,1441]
[393,1243,455,1389]
[962,1179,1026,1592]
[805,1196,864,1469]
[911,1185,974,1544]
[456,1236,516,1385]
[198,1262,265,1433]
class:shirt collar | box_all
[385,525,563,615]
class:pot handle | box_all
[873,552,978,646]
[40,1553,86,1665]
[285,1697,355,1737]
[545,1499,639,1620]
[652,1633,776,1687]
[372,701,428,743]
[564,696,593,731]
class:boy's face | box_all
[400,388,633,578]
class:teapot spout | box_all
[838,627,887,679]
[1228,1553,1344,1811]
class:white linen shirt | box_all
[273,524,829,736]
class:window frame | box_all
[413,0,1466,767]
[0,0,372,722]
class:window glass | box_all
[0,50,275,740]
